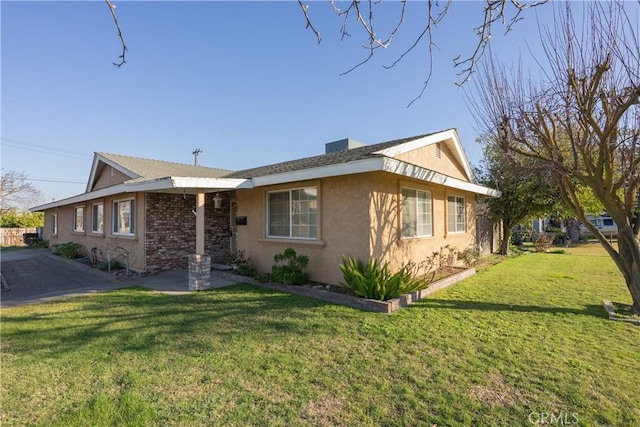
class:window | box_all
[92,203,104,233]
[447,195,466,233]
[402,188,432,238]
[73,207,84,232]
[113,199,135,235]
[51,213,58,235]
[267,187,317,239]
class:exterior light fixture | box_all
[213,193,223,209]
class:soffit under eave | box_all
[374,129,475,183]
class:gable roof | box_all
[225,128,474,183]
[224,132,435,179]
[32,129,498,212]
[225,128,475,184]
[86,152,232,192]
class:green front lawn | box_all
[2,243,638,426]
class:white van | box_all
[579,215,618,238]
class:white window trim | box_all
[112,198,135,236]
[91,202,104,234]
[447,195,466,234]
[266,186,318,240]
[73,206,85,232]
[401,187,433,239]
[51,213,58,235]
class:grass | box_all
[2,243,638,426]
[0,245,27,251]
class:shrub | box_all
[29,239,49,249]
[52,242,83,259]
[253,272,270,283]
[97,259,123,271]
[458,247,481,267]
[339,257,429,301]
[509,245,524,256]
[237,263,258,277]
[271,247,310,285]
[533,233,554,252]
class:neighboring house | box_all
[33,129,500,286]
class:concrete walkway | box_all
[1,248,241,308]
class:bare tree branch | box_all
[297,0,322,44]
[105,0,127,67]
[1,170,43,213]
[297,0,547,106]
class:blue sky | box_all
[2,1,558,204]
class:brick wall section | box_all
[145,192,235,272]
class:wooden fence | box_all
[0,228,38,246]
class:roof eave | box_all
[248,156,499,196]
[86,153,141,193]
[250,158,385,187]
[32,176,252,211]
[382,158,500,197]
[373,129,475,183]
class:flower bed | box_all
[248,267,475,314]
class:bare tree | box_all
[106,1,547,102]
[471,1,640,314]
[299,0,546,104]
[1,171,43,214]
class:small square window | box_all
[92,203,104,233]
[73,207,84,232]
[51,213,58,235]
[113,199,135,235]
[447,195,466,233]
[402,188,432,238]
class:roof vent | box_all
[325,138,366,154]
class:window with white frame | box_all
[73,207,84,232]
[402,188,432,238]
[447,195,466,233]
[92,203,104,233]
[267,187,317,239]
[113,199,134,235]
[51,213,58,235]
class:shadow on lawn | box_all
[418,298,606,319]
[2,284,346,358]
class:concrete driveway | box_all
[1,248,239,308]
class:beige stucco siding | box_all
[92,166,131,191]
[394,141,468,180]
[236,171,478,286]
[42,192,146,271]
[236,175,374,285]
[369,175,476,274]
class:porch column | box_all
[196,189,205,255]
[189,189,211,290]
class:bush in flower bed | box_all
[339,256,429,301]
[52,242,83,259]
[271,247,310,285]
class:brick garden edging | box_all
[602,300,640,326]
[246,267,476,314]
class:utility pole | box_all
[192,148,202,166]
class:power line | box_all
[1,138,93,160]
[26,178,86,184]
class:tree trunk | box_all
[565,218,581,244]
[499,222,512,255]
[616,229,640,316]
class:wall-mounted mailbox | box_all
[235,216,247,226]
